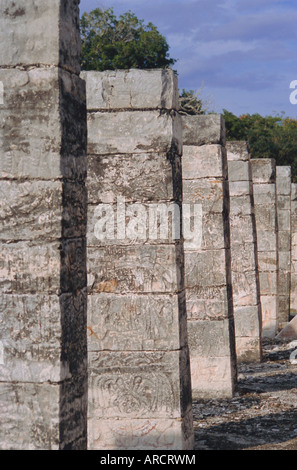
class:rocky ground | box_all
[193,338,297,450]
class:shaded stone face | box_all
[0,0,81,73]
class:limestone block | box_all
[226,141,250,161]
[185,285,229,321]
[253,204,276,231]
[87,293,186,351]
[87,200,184,247]
[0,180,87,240]
[257,251,278,271]
[0,238,86,294]
[235,337,262,363]
[230,242,257,273]
[0,0,81,73]
[87,244,183,294]
[88,349,191,419]
[184,249,227,289]
[278,231,291,252]
[187,320,233,357]
[189,355,235,399]
[227,160,250,182]
[88,412,194,450]
[261,296,278,337]
[252,183,276,204]
[0,290,86,383]
[256,230,277,252]
[231,271,258,307]
[82,69,179,111]
[182,178,225,213]
[87,153,181,204]
[229,181,251,197]
[229,214,255,244]
[87,110,182,156]
[0,67,86,180]
[251,158,276,183]
[0,376,87,450]
[259,271,278,295]
[182,145,227,179]
[276,166,291,195]
[182,114,225,146]
[277,209,291,231]
[0,382,60,449]
[277,194,291,210]
[234,305,262,337]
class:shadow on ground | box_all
[193,340,297,450]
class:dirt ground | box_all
[193,338,297,450]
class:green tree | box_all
[223,110,297,182]
[80,8,176,71]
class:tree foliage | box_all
[80,8,176,71]
[223,110,297,181]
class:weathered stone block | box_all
[0,0,81,73]
[88,412,194,450]
[229,214,255,244]
[251,158,276,183]
[185,285,229,321]
[182,114,225,146]
[226,141,250,161]
[0,238,86,294]
[256,230,277,252]
[227,160,250,182]
[0,180,87,240]
[88,349,191,419]
[252,183,276,204]
[257,251,278,271]
[82,69,179,111]
[189,355,235,399]
[0,382,60,449]
[261,296,278,337]
[185,249,227,289]
[259,271,278,295]
[229,181,251,197]
[0,67,86,180]
[182,178,225,213]
[87,110,182,156]
[276,166,291,195]
[235,337,262,363]
[87,244,183,294]
[187,320,233,357]
[277,209,291,231]
[182,145,227,179]
[231,271,258,307]
[87,293,186,351]
[234,305,262,337]
[254,204,276,231]
[87,153,181,204]
[0,376,87,450]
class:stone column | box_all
[83,69,194,450]
[251,159,279,338]
[226,142,262,363]
[276,166,291,329]
[182,115,237,399]
[0,1,88,449]
[290,183,297,318]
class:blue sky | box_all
[79,0,297,118]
